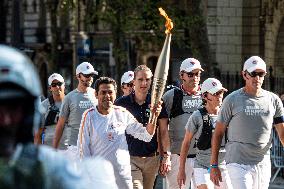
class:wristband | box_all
[210,164,218,168]
[208,164,218,173]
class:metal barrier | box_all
[271,128,284,182]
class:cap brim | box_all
[247,66,266,73]
[49,77,64,85]
[183,67,204,72]
[208,87,227,95]
[82,70,98,75]
[123,78,133,84]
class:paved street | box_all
[154,175,284,189]
[269,177,284,189]
[43,128,284,189]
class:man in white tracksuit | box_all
[77,77,162,189]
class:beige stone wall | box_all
[207,0,284,76]
[207,0,243,72]
[242,1,262,58]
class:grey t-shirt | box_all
[218,88,284,164]
[41,98,62,120]
[60,88,97,146]
[162,87,202,154]
[186,110,226,169]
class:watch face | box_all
[164,151,171,155]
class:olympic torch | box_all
[148,8,173,125]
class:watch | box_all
[163,151,171,156]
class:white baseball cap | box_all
[201,78,227,95]
[121,71,134,85]
[76,62,98,75]
[180,58,204,72]
[48,73,64,85]
[243,56,266,73]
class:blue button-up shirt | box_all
[115,93,168,156]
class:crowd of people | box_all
[0,44,284,189]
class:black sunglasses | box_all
[51,82,63,87]
[212,90,224,96]
[186,72,201,77]
[81,73,95,78]
[122,83,133,88]
[247,71,266,77]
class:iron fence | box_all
[212,71,284,95]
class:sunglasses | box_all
[123,83,133,88]
[247,71,266,77]
[51,82,63,87]
[186,72,201,77]
[212,90,224,96]
[81,73,95,78]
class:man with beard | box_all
[53,62,98,151]
[161,58,204,189]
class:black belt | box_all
[177,154,196,158]
[132,152,159,158]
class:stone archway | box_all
[263,0,284,75]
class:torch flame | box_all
[158,7,173,34]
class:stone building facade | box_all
[2,0,74,95]
[2,0,284,94]
[205,0,284,92]
[207,0,284,75]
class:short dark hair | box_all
[94,77,117,93]
[202,92,208,106]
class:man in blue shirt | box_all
[115,65,168,189]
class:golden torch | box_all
[148,8,173,124]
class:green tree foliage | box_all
[93,0,211,73]
[50,0,211,76]
[45,0,74,72]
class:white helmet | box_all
[0,45,42,133]
[0,45,42,97]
